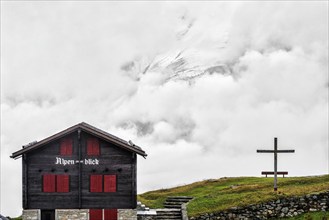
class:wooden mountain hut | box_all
[11,122,147,220]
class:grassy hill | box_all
[138,175,329,218]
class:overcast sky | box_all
[1,1,328,217]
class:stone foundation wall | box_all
[137,215,156,220]
[22,209,136,220]
[22,210,40,220]
[118,209,137,220]
[56,209,88,220]
[190,191,329,220]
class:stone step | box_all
[156,212,181,215]
[156,211,182,220]
[167,196,194,200]
[156,210,181,215]
[164,204,183,209]
[156,214,181,219]
[164,202,184,206]
[156,213,181,216]
[158,197,193,220]
[156,217,181,220]
[164,203,183,209]
[166,199,192,203]
[165,196,193,204]
[164,201,187,205]
[156,209,181,212]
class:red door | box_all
[89,209,102,220]
[104,209,117,220]
[89,209,117,220]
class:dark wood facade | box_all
[11,122,147,210]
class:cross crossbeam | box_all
[257,150,295,153]
[257,137,295,191]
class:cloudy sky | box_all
[0,1,328,217]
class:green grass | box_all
[138,175,329,217]
[282,211,329,219]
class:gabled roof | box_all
[11,122,147,159]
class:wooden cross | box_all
[257,137,295,191]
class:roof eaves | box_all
[11,122,147,159]
[11,124,80,159]
[79,123,147,157]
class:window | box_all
[104,175,116,192]
[90,175,117,192]
[89,209,117,220]
[87,137,100,156]
[60,137,73,156]
[43,174,70,193]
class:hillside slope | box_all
[138,175,329,217]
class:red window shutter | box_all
[43,174,56,192]
[93,139,100,155]
[60,138,73,156]
[90,175,103,192]
[104,209,117,220]
[104,175,116,192]
[89,209,102,220]
[57,175,69,192]
[87,137,100,156]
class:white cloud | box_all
[1,1,328,217]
